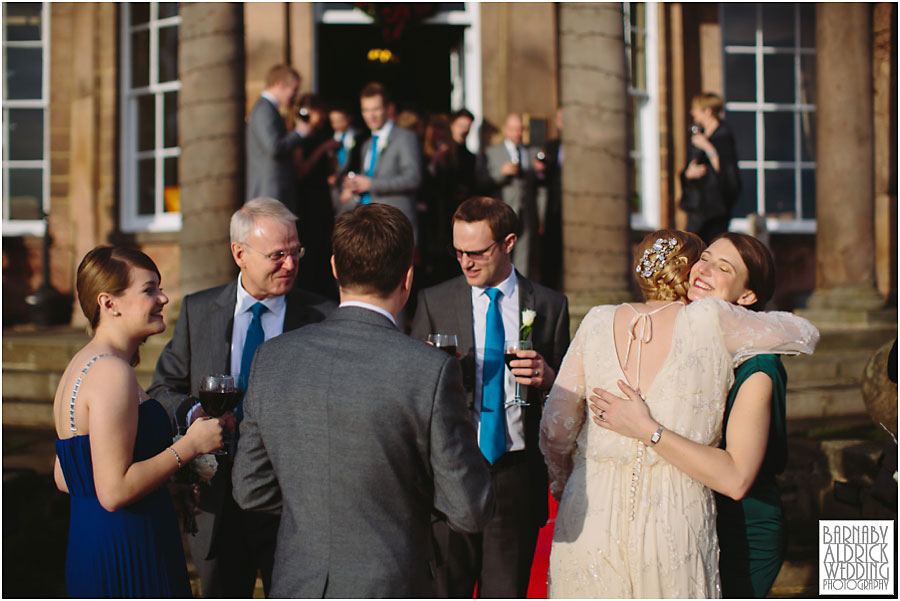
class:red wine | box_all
[438,345,457,356]
[199,389,241,418]
[504,352,519,369]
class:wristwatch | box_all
[649,426,664,446]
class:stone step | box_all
[769,557,816,598]
[782,350,873,386]
[785,384,865,419]
[813,323,897,351]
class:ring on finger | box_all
[598,409,606,422]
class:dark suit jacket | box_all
[679,120,742,232]
[409,273,570,527]
[246,96,303,207]
[147,280,335,560]
[232,306,494,597]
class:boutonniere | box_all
[520,308,536,340]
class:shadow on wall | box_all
[3,236,34,326]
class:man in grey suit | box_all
[410,196,570,598]
[149,197,335,597]
[480,113,540,278]
[339,82,423,240]
[246,64,306,209]
[232,204,494,598]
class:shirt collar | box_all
[235,273,286,315]
[473,266,517,300]
[260,90,279,109]
[339,301,397,326]
[371,120,394,140]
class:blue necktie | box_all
[337,133,347,167]
[237,302,266,422]
[480,288,506,464]
[360,134,379,205]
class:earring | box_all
[113,311,121,316]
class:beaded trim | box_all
[628,440,645,521]
[69,353,114,434]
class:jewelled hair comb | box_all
[635,237,679,279]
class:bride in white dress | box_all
[539,230,818,598]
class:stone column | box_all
[559,3,632,325]
[806,4,887,323]
[178,3,244,295]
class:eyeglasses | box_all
[450,241,498,262]
[244,244,305,263]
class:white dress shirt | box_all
[503,138,528,172]
[471,268,526,453]
[339,300,397,327]
[363,120,394,173]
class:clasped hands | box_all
[588,379,660,443]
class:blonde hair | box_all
[634,230,705,301]
[691,92,724,116]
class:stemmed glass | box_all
[427,333,458,356]
[504,340,533,407]
[198,374,241,455]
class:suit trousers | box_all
[189,491,279,598]
[434,451,540,598]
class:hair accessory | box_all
[636,238,679,279]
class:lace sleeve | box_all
[705,297,820,366]
[539,308,590,500]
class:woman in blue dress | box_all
[53,246,223,597]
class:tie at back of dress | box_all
[616,302,683,393]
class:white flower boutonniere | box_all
[520,308,537,340]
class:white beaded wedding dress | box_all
[539,297,818,598]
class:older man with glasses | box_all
[149,196,336,597]
[411,195,570,598]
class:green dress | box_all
[715,354,787,598]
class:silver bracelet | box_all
[167,446,183,469]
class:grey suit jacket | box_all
[358,124,423,236]
[409,273,570,527]
[232,306,494,598]
[479,141,537,214]
[147,280,335,559]
[246,96,302,208]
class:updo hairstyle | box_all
[634,229,705,302]
[711,232,775,311]
[77,246,161,330]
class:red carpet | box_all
[526,493,558,598]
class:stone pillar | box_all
[559,3,632,325]
[178,3,244,295]
[805,4,887,324]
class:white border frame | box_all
[2,2,50,236]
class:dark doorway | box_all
[317,24,464,120]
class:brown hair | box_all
[360,81,390,105]
[452,196,519,241]
[634,230,705,301]
[711,232,776,311]
[691,92,724,116]
[77,246,161,330]
[265,64,300,88]
[332,204,413,298]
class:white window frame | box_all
[2,2,50,236]
[624,2,661,231]
[722,3,816,234]
[119,2,182,233]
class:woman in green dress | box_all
[590,232,788,597]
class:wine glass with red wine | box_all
[427,333,458,357]
[199,374,241,455]
[504,340,533,407]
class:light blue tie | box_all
[237,302,266,422]
[337,133,347,167]
[480,288,506,464]
[360,134,379,205]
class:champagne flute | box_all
[504,340,533,407]
[427,333,458,357]
[198,374,241,455]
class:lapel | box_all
[452,276,476,357]
[210,281,239,373]
[516,271,535,343]
[372,127,391,177]
[283,289,311,333]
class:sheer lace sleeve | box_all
[702,297,820,366]
[539,307,591,500]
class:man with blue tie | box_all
[149,197,335,597]
[411,196,570,597]
[340,82,423,240]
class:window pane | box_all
[158,3,179,20]
[630,158,642,214]
[159,25,179,83]
[5,47,42,100]
[800,111,815,162]
[764,112,794,162]
[7,168,43,220]
[7,108,43,160]
[164,156,179,213]
[5,3,42,42]
[762,4,794,48]
[630,2,645,30]
[725,110,756,161]
[630,33,646,90]
[164,91,178,148]
[131,29,150,88]
[138,95,155,152]
[801,168,816,219]
[130,3,150,26]
[799,54,815,105]
[764,169,795,217]
[733,168,758,219]
[725,54,756,102]
[630,95,643,154]
[763,54,794,104]
[722,3,756,46]
[799,4,815,48]
[137,158,156,215]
